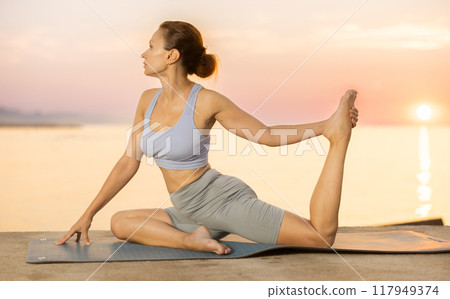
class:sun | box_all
[416,104,432,121]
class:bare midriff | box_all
[160,162,212,194]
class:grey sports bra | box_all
[140,83,210,170]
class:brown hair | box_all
[158,21,219,78]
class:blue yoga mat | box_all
[26,230,450,264]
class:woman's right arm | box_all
[82,155,141,219]
[55,89,155,245]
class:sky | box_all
[0,0,449,125]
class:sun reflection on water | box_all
[415,125,432,217]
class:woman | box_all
[56,21,359,255]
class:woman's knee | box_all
[312,231,336,248]
[318,229,337,246]
[276,210,336,247]
[309,224,338,247]
[110,209,174,239]
[110,211,128,239]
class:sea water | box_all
[0,124,449,231]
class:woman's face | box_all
[141,29,168,77]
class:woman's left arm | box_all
[211,90,329,147]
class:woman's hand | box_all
[349,106,359,127]
[55,213,93,246]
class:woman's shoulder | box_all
[197,86,234,116]
[138,88,160,106]
[199,86,238,105]
[133,88,160,119]
[198,86,228,103]
[198,86,223,106]
[141,88,160,98]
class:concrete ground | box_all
[1,225,449,281]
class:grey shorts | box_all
[166,168,285,244]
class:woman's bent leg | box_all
[111,209,185,247]
[308,140,349,243]
[276,140,350,247]
[110,208,230,254]
[276,90,357,247]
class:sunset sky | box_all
[0,0,449,125]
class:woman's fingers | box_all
[55,230,91,245]
[55,215,93,246]
[350,113,358,121]
[55,230,74,245]
[83,231,91,245]
[349,111,358,119]
[350,107,359,120]
[349,108,358,128]
[54,235,66,245]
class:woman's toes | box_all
[215,244,229,255]
[346,89,357,97]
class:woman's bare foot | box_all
[182,225,231,255]
[322,89,358,144]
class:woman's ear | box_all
[166,48,180,65]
